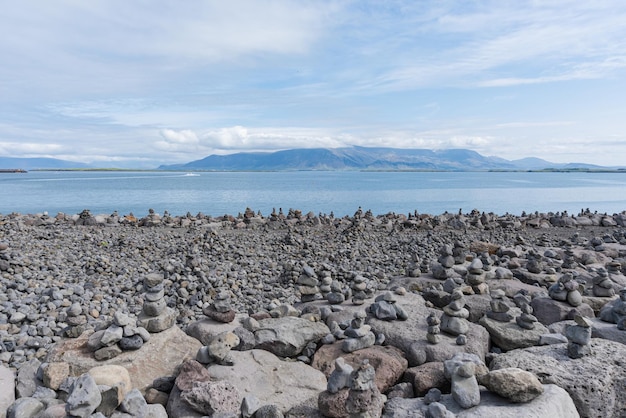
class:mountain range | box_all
[0,147,613,171]
[157,147,607,171]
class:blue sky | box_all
[1,1,626,167]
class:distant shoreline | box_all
[24,167,626,173]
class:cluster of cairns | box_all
[319,358,386,417]
[548,272,583,307]
[87,312,150,360]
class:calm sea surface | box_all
[1,171,626,218]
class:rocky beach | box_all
[2,207,626,417]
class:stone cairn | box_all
[203,290,236,323]
[465,258,488,294]
[298,263,321,303]
[87,311,150,361]
[432,245,455,280]
[566,315,593,358]
[351,274,373,305]
[368,291,408,321]
[513,290,538,330]
[426,312,441,344]
[326,279,347,305]
[485,289,513,322]
[63,302,88,338]
[137,272,177,333]
[407,252,422,278]
[345,359,386,417]
[440,289,470,338]
[342,311,376,353]
[599,288,626,329]
[443,354,481,409]
[318,270,333,299]
[561,245,577,270]
[548,273,583,307]
[139,208,161,227]
[592,267,615,297]
[607,260,626,282]
[319,358,386,418]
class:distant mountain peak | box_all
[157,146,605,171]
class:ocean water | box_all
[1,170,626,218]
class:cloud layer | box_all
[1,1,626,167]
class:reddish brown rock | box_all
[175,360,211,392]
[311,342,408,393]
[403,361,449,396]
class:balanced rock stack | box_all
[318,358,386,418]
[326,280,347,304]
[368,291,408,321]
[0,241,8,272]
[139,208,161,227]
[351,274,369,305]
[486,289,513,322]
[87,312,150,360]
[203,290,236,323]
[318,271,333,300]
[63,302,88,338]
[566,315,593,359]
[440,289,470,336]
[426,312,441,344]
[342,311,376,353]
[548,273,583,307]
[465,258,487,294]
[514,291,539,330]
[599,288,626,329]
[298,264,321,303]
[593,267,615,297]
[432,245,455,280]
[607,260,626,283]
[137,273,176,333]
[561,246,577,269]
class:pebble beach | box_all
[2,207,626,417]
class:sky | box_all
[1,1,626,168]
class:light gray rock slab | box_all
[489,339,626,418]
[0,365,15,418]
[590,317,626,345]
[382,384,579,418]
[44,326,201,395]
[479,313,549,351]
[366,292,490,366]
[207,349,327,414]
[254,316,330,357]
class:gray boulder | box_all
[207,349,327,414]
[367,293,490,366]
[254,316,330,357]
[530,297,594,326]
[382,384,578,417]
[479,313,549,351]
[489,339,626,417]
[0,365,15,418]
[6,398,45,418]
[65,373,102,418]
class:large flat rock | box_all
[45,326,201,394]
[0,365,15,418]
[366,292,490,365]
[479,313,549,351]
[383,384,579,418]
[489,339,626,418]
[207,349,327,414]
